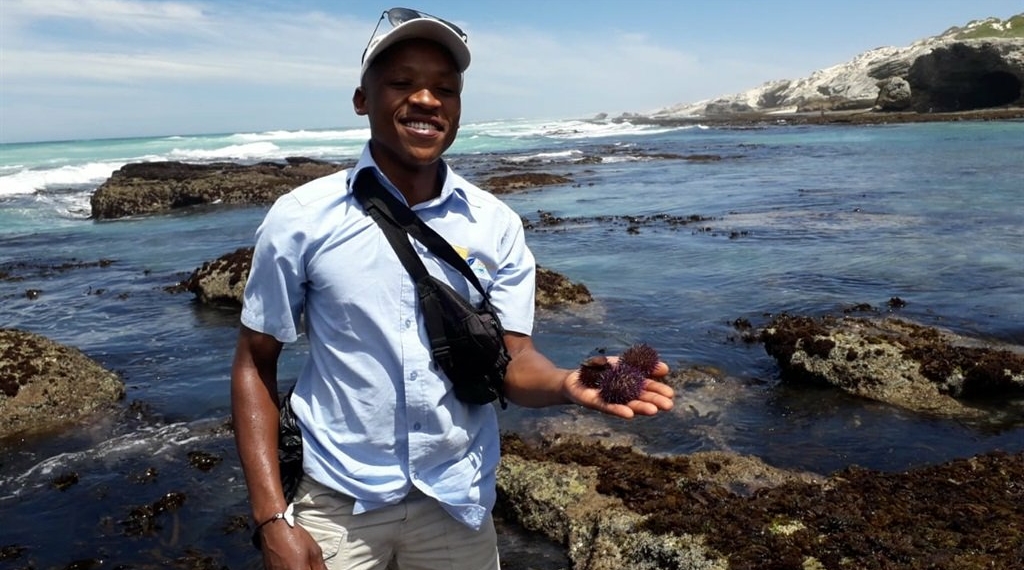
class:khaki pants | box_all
[293,476,500,570]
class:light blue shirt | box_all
[240,144,535,530]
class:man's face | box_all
[354,39,462,174]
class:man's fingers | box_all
[651,361,670,377]
[643,379,675,400]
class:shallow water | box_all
[1,119,1023,567]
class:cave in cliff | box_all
[907,42,1024,113]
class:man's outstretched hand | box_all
[565,358,674,419]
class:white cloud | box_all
[0,0,817,141]
[3,48,348,87]
[2,0,210,34]
[0,1,365,89]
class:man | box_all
[231,8,675,570]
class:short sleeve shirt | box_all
[240,144,535,530]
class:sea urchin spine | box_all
[620,343,660,376]
[599,363,646,405]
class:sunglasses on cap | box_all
[362,7,468,64]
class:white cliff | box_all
[642,14,1024,119]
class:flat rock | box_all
[761,314,1024,418]
[90,158,346,219]
[481,173,573,194]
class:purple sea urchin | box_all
[579,355,612,389]
[620,343,660,376]
[599,363,646,405]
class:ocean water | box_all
[1,118,1023,567]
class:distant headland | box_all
[610,14,1024,126]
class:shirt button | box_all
[410,371,418,380]
[413,422,421,431]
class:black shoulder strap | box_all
[351,169,489,299]
[352,169,493,370]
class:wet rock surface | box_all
[172,247,253,307]
[627,106,1024,128]
[0,258,117,300]
[9,121,1024,566]
[761,314,1024,418]
[171,247,593,311]
[91,157,583,221]
[90,158,348,219]
[524,210,717,235]
[0,329,125,440]
[498,433,1024,570]
[535,266,592,307]
[481,172,573,194]
[4,419,1020,569]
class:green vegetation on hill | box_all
[942,14,1024,40]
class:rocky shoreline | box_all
[498,431,1024,570]
[619,106,1024,128]
[4,131,1024,568]
[4,310,1021,568]
[83,106,1024,222]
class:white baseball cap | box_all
[360,8,471,85]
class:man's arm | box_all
[500,332,674,418]
[231,325,287,524]
[231,325,325,568]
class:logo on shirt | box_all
[453,244,490,279]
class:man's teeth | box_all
[406,121,437,131]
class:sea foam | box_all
[0,161,122,196]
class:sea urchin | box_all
[620,343,660,376]
[579,355,612,389]
[598,363,646,405]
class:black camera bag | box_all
[353,170,509,407]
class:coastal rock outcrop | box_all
[636,14,1024,120]
[907,39,1024,112]
[497,433,1024,569]
[535,266,592,307]
[179,247,252,307]
[481,172,573,194]
[175,248,592,310]
[760,315,1024,418]
[89,160,577,219]
[90,158,346,219]
[875,76,913,110]
[0,329,124,440]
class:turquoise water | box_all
[1,118,1023,567]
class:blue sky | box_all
[1,0,1021,143]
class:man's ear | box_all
[353,87,368,116]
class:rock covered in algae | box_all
[0,329,124,439]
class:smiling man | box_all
[231,7,674,570]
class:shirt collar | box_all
[347,143,470,211]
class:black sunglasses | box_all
[362,7,468,63]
